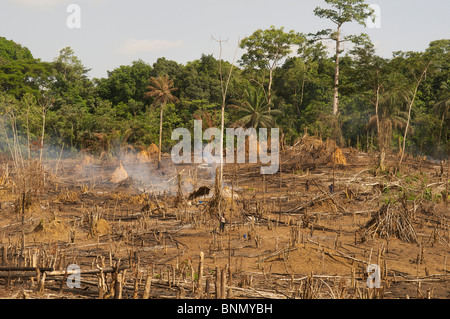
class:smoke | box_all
[0,122,221,198]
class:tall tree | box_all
[424,40,450,154]
[213,37,239,187]
[313,0,374,116]
[143,74,178,169]
[275,41,328,117]
[390,52,432,167]
[51,47,94,109]
[239,26,304,108]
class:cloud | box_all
[117,38,183,55]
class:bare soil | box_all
[0,140,448,299]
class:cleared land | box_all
[0,136,448,299]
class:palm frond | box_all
[144,74,179,107]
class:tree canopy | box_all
[0,4,448,161]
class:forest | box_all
[0,23,448,164]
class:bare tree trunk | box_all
[299,75,306,115]
[26,106,31,160]
[438,107,448,147]
[399,62,431,167]
[158,102,165,169]
[39,111,46,163]
[375,84,382,168]
[332,25,341,116]
[378,119,390,171]
[268,67,274,110]
[375,85,380,133]
[214,37,239,186]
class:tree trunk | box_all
[215,37,238,186]
[378,146,386,171]
[268,67,274,110]
[296,75,306,117]
[39,111,46,163]
[220,102,224,186]
[332,25,341,116]
[438,109,447,147]
[399,62,430,167]
[158,102,165,169]
[375,84,380,133]
[378,119,390,171]
[26,107,30,160]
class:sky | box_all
[0,0,449,79]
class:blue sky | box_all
[1,0,449,79]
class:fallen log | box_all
[231,286,287,299]
[0,266,53,272]
[280,191,346,214]
[45,266,128,276]
[0,267,54,278]
[0,271,38,278]
[0,266,128,279]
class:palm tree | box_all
[230,86,282,129]
[144,74,178,169]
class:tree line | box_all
[0,0,448,169]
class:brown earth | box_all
[0,137,448,299]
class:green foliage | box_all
[0,59,53,99]
[230,86,282,128]
[0,37,33,64]
[95,59,153,106]
[239,26,304,71]
[313,0,374,28]
[0,22,448,161]
[240,26,305,104]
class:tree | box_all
[239,26,304,108]
[424,40,450,154]
[367,91,407,171]
[275,41,328,117]
[51,47,94,110]
[152,57,183,78]
[0,60,52,99]
[37,91,55,163]
[53,47,89,81]
[313,0,374,116]
[388,51,432,167]
[0,37,33,64]
[399,60,431,167]
[230,86,282,128]
[96,59,153,107]
[344,39,390,158]
[181,55,222,103]
[213,37,239,187]
[143,74,179,169]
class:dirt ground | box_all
[0,138,448,299]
